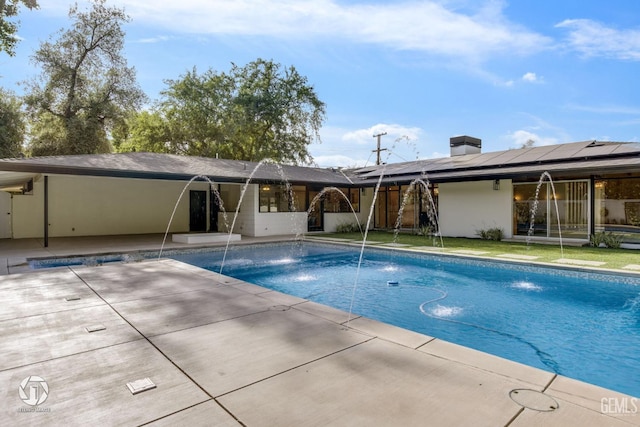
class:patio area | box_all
[0,235,637,426]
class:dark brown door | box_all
[189,190,207,232]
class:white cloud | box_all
[133,35,174,44]
[85,0,551,62]
[343,123,422,145]
[506,130,558,148]
[312,123,426,167]
[312,154,369,169]
[522,72,541,83]
[556,19,640,60]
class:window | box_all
[374,184,437,230]
[259,184,305,213]
[324,187,360,213]
[513,180,589,239]
[595,176,640,243]
[399,184,417,228]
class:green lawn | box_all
[314,231,640,272]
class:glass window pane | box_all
[387,187,399,229]
[349,189,360,213]
[375,190,387,228]
[513,183,547,236]
[258,184,303,213]
[550,181,588,239]
[399,185,416,228]
[595,178,640,243]
[514,180,589,240]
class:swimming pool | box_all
[167,242,640,397]
[31,241,640,396]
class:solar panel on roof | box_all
[574,144,619,157]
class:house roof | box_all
[0,140,639,190]
[348,140,640,184]
[0,152,354,188]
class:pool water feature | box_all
[167,242,640,397]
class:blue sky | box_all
[2,0,640,167]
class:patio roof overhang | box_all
[0,153,355,187]
[0,171,39,191]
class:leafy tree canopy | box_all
[24,0,146,156]
[116,59,326,165]
[0,88,26,157]
[0,0,38,56]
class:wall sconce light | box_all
[493,179,500,191]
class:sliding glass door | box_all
[513,180,589,240]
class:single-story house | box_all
[1,136,639,246]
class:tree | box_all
[119,59,326,165]
[227,59,326,164]
[23,0,146,156]
[521,139,536,149]
[112,110,173,153]
[0,88,26,157]
[0,0,38,56]
[155,67,231,158]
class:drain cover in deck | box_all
[509,389,559,412]
[126,377,156,395]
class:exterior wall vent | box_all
[450,136,482,156]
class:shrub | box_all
[415,225,435,236]
[603,232,624,249]
[590,231,623,249]
[476,227,504,241]
[590,232,607,248]
[336,222,361,233]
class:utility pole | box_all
[372,132,388,165]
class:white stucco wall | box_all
[323,213,361,232]
[222,184,256,235]
[255,212,307,236]
[0,191,13,238]
[10,175,375,239]
[12,174,212,238]
[12,177,45,239]
[438,179,514,238]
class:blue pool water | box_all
[32,242,640,396]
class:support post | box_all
[44,175,49,248]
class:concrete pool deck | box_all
[0,235,638,426]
